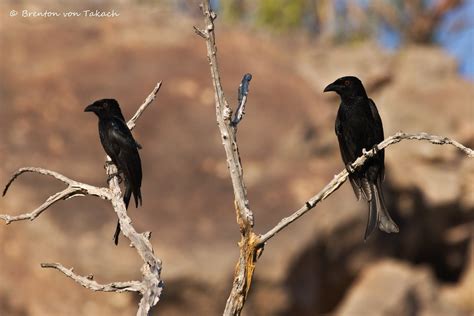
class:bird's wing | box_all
[364,183,377,240]
[107,118,142,207]
[368,98,385,180]
[368,99,384,145]
[108,118,141,151]
[117,145,142,207]
[336,114,363,201]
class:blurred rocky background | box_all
[0,0,472,315]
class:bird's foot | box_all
[363,146,379,156]
[103,161,114,169]
[346,163,356,174]
[107,173,122,184]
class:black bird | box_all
[324,76,399,239]
[85,99,142,245]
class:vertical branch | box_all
[196,2,258,315]
[198,3,253,228]
[106,166,163,315]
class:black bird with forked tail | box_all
[324,76,399,239]
[85,99,142,245]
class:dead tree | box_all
[1,82,163,316]
[194,1,474,315]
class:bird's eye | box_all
[344,80,350,86]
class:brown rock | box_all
[336,260,465,316]
[441,238,474,314]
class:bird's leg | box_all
[346,163,356,174]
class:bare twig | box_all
[41,263,143,293]
[258,132,473,245]
[1,167,110,224]
[232,73,252,125]
[128,81,162,131]
[1,82,163,316]
[193,25,208,39]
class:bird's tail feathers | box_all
[116,183,141,245]
[123,184,132,209]
[364,182,399,240]
[115,185,132,245]
[364,193,377,240]
[349,176,362,201]
[373,181,399,234]
[360,178,372,201]
[133,190,142,208]
[113,220,121,245]
[129,152,142,208]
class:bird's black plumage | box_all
[324,76,398,239]
[85,99,142,245]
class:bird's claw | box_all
[362,146,379,156]
[107,173,122,184]
[346,163,356,174]
[103,161,114,169]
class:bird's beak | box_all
[323,82,339,93]
[84,104,96,113]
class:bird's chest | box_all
[337,104,374,147]
[98,121,120,158]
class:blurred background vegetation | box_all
[174,0,473,80]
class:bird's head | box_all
[323,76,367,99]
[84,99,123,118]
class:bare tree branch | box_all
[197,3,253,228]
[1,167,110,224]
[193,25,208,39]
[128,81,162,130]
[40,263,144,293]
[258,131,474,245]
[196,2,258,315]
[1,82,164,316]
[106,164,163,314]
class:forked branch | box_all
[1,167,111,224]
[41,263,144,293]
